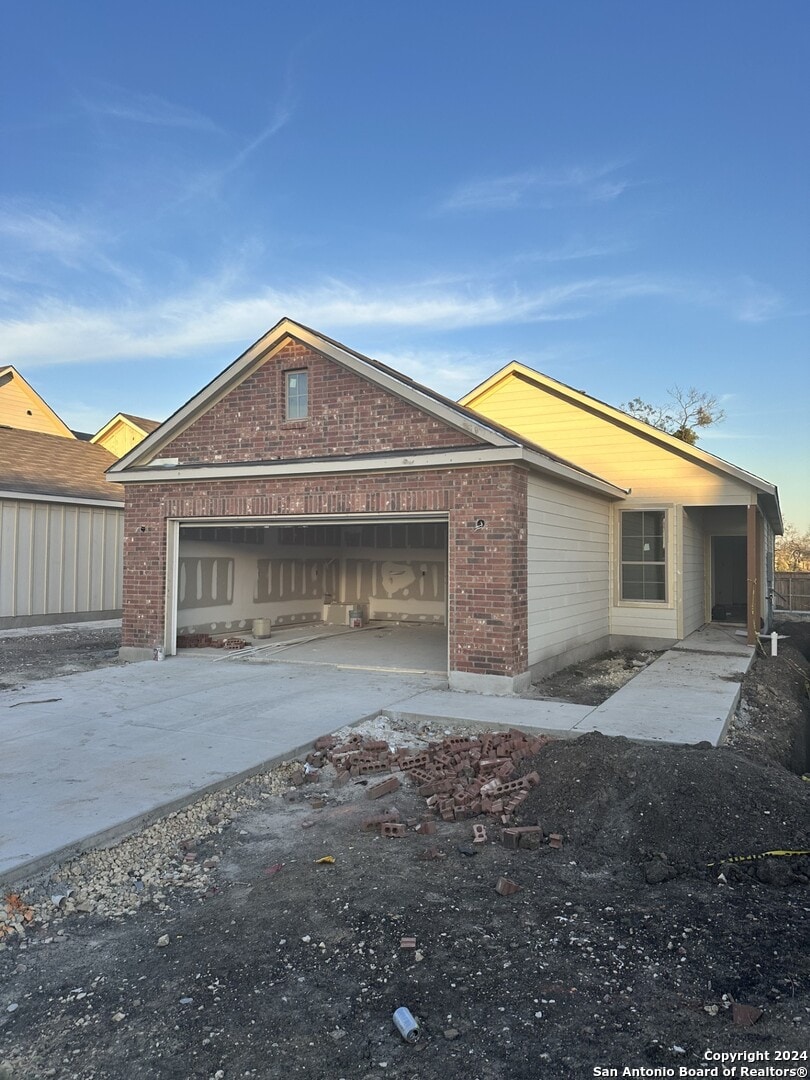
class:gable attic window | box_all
[620,510,666,601]
[285,370,308,421]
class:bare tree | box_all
[775,523,810,572]
[621,385,726,445]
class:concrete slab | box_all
[575,641,753,745]
[389,689,594,735]
[0,658,444,884]
[670,624,753,657]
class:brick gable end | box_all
[163,341,480,465]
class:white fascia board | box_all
[0,489,124,509]
[108,443,624,498]
[110,446,523,483]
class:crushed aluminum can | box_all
[393,1006,420,1043]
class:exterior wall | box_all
[526,474,611,671]
[95,421,146,459]
[468,375,769,646]
[609,502,678,642]
[162,341,480,465]
[122,465,527,680]
[681,507,706,635]
[0,375,73,438]
[468,376,754,504]
[0,497,123,627]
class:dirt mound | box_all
[728,620,810,770]
[517,731,809,871]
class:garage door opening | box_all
[172,518,448,675]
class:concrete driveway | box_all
[0,658,448,884]
[0,624,753,885]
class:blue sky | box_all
[2,1,808,528]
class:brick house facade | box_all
[110,319,624,693]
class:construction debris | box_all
[313,728,548,824]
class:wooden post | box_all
[746,505,760,645]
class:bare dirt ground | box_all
[1,623,808,1080]
[0,624,124,690]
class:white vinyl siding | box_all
[681,507,706,635]
[526,474,611,668]
[0,498,123,625]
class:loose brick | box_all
[380,822,406,838]
[495,877,522,896]
[366,776,401,800]
[400,937,417,949]
[472,824,487,843]
[548,833,563,849]
[416,820,437,835]
[362,810,399,831]
[314,735,336,751]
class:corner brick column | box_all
[122,487,169,650]
[447,466,528,679]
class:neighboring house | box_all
[91,413,161,458]
[0,427,124,628]
[460,363,782,650]
[0,366,75,439]
[108,319,781,691]
[0,369,158,629]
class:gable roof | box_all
[109,318,626,499]
[0,366,75,439]
[461,362,782,532]
[90,411,161,446]
[0,426,123,504]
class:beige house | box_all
[461,363,782,648]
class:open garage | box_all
[172,517,448,674]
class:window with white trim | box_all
[285,370,308,420]
[620,510,666,601]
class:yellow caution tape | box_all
[708,849,810,867]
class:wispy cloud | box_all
[0,201,136,285]
[439,164,633,213]
[0,273,713,368]
[0,204,102,262]
[78,84,223,133]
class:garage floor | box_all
[190,622,448,675]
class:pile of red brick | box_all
[308,728,548,823]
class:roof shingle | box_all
[0,426,122,503]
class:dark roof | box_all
[0,426,123,503]
[119,413,161,433]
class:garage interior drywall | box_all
[176,521,447,636]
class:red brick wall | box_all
[122,465,528,678]
[163,340,480,464]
